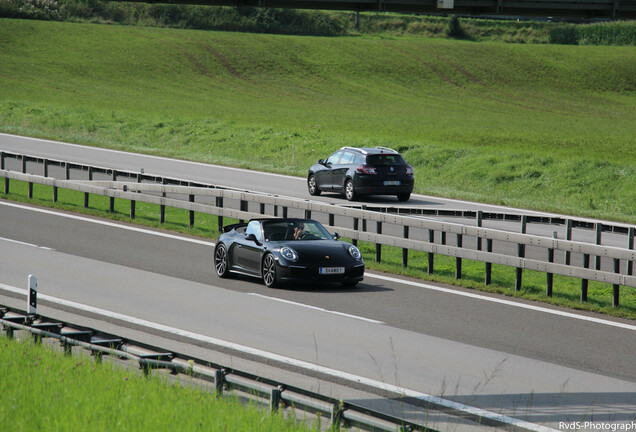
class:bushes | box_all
[549,21,636,45]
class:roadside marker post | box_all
[28,275,37,315]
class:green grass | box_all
[0,335,320,432]
[4,178,634,320]
[0,19,636,223]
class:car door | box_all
[332,151,355,191]
[235,221,265,275]
[317,151,344,190]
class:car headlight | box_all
[348,245,362,260]
[281,247,298,262]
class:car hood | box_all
[275,240,356,261]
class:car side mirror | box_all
[333,232,341,240]
[318,159,325,165]
[245,233,260,245]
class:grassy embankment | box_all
[0,335,321,431]
[0,18,635,318]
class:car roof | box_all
[339,146,400,155]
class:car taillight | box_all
[356,165,377,175]
[405,165,414,175]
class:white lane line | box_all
[3,200,633,331]
[0,283,557,432]
[0,201,214,246]
[0,236,54,251]
[366,273,636,332]
[248,293,384,324]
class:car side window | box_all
[354,154,365,165]
[326,151,344,165]
[245,221,262,241]
[339,151,355,165]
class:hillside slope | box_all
[1,18,635,220]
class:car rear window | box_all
[366,154,406,166]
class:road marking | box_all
[366,273,636,332]
[248,293,384,324]
[0,236,54,251]
[0,282,557,432]
[3,200,633,331]
[0,201,214,246]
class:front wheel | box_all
[345,179,357,201]
[214,243,234,278]
[307,174,321,196]
[262,253,279,288]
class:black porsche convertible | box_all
[214,218,365,288]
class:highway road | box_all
[1,134,636,430]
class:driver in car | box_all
[293,222,305,240]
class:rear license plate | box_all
[383,181,401,186]
[319,267,345,275]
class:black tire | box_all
[262,253,279,288]
[397,193,411,202]
[214,243,234,278]
[345,179,357,201]
[307,174,321,196]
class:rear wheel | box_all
[345,179,357,201]
[397,192,411,202]
[262,253,279,288]
[214,243,233,278]
[307,174,321,196]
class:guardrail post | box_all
[3,176,8,194]
[214,369,225,397]
[485,238,493,285]
[515,216,527,291]
[0,151,4,170]
[84,166,93,208]
[362,206,367,232]
[110,170,117,213]
[331,401,346,430]
[270,386,283,412]
[282,206,288,218]
[375,222,382,263]
[427,229,434,274]
[259,203,265,215]
[329,212,335,227]
[216,197,224,231]
[44,159,49,177]
[565,219,572,265]
[304,209,311,219]
[546,232,556,297]
[441,231,446,245]
[402,226,409,268]
[477,211,483,251]
[22,154,27,173]
[613,258,620,308]
[352,217,359,247]
[130,199,136,219]
[28,275,38,315]
[53,182,58,202]
[455,233,462,279]
[65,162,70,180]
[239,200,248,223]
[160,178,167,223]
[28,181,33,199]
[189,194,195,227]
[581,254,590,302]
[628,227,635,276]
[595,223,602,270]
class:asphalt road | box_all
[1,200,635,431]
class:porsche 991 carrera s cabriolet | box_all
[214,218,364,287]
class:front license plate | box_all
[319,267,345,275]
[383,180,401,186]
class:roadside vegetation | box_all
[2,0,635,44]
[3,180,634,319]
[0,334,320,431]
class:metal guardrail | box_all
[0,305,417,432]
[1,151,635,307]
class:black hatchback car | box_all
[307,146,414,201]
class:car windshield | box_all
[263,220,333,241]
[366,154,406,166]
